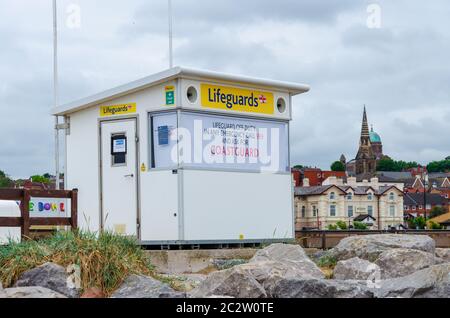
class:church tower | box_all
[355,106,377,175]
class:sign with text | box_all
[200,84,274,114]
[100,103,136,117]
[29,198,70,218]
[150,112,288,172]
[165,86,175,105]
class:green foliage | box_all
[336,220,348,230]
[430,206,447,218]
[427,220,443,230]
[413,216,427,229]
[327,224,338,230]
[30,175,50,184]
[316,254,337,268]
[293,164,304,169]
[0,170,13,188]
[376,157,419,172]
[330,161,345,171]
[353,221,368,230]
[427,159,450,173]
[0,230,154,296]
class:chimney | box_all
[347,177,357,186]
[370,177,379,189]
[303,177,310,187]
[323,176,337,186]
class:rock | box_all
[0,283,5,298]
[161,274,207,292]
[110,274,185,298]
[436,248,450,262]
[14,262,80,298]
[81,287,105,298]
[374,248,436,279]
[375,263,450,298]
[189,265,267,298]
[329,234,435,262]
[266,277,374,298]
[212,259,248,270]
[333,257,381,281]
[250,243,324,279]
[4,286,67,298]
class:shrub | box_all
[353,221,368,230]
[427,220,443,230]
[430,206,446,218]
[0,230,154,296]
[316,254,337,268]
[336,220,348,230]
[413,216,426,229]
[327,224,338,230]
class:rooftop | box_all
[51,66,310,116]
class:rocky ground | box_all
[1,234,450,298]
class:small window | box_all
[367,193,373,200]
[111,134,127,166]
[419,205,423,210]
[389,192,395,201]
[412,206,416,211]
[329,205,336,216]
[348,206,354,217]
[404,206,409,210]
[347,192,352,200]
[329,192,336,200]
[390,205,396,217]
[301,206,306,218]
[368,205,373,216]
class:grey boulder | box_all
[111,274,185,298]
[375,263,450,298]
[266,277,374,298]
[435,248,450,262]
[375,248,436,279]
[14,262,80,298]
[329,234,435,262]
[3,286,67,298]
[333,257,381,281]
[250,243,324,279]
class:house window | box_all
[419,205,423,210]
[445,194,449,199]
[367,193,373,200]
[330,205,336,217]
[389,192,395,201]
[412,206,416,211]
[301,206,306,218]
[312,205,317,217]
[404,205,409,210]
[368,205,373,216]
[348,206,354,217]
[426,204,431,209]
[390,205,395,217]
[329,192,336,200]
[347,192,352,200]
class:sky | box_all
[0,0,449,178]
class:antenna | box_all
[168,0,173,68]
[53,0,60,189]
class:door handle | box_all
[124,174,134,178]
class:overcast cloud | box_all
[0,0,449,178]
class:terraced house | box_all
[294,177,404,230]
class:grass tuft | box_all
[0,230,154,296]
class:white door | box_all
[100,119,138,237]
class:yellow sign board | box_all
[100,103,136,117]
[201,84,274,114]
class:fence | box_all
[296,229,450,249]
[0,188,78,238]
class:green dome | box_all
[370,129,381,143]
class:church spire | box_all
[361,105,369,138]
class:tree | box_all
[377,157,419,172]
[353,221,368,230]
[336,220,348,230]
[413,216,426,229]
[0,170,13,188]
[427,159,450,173]
[430,206,447,218]
[30,175,50,184]
[330,161,345,171]
[292,164,304,169]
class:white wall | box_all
[182,170,293,241]
[0,200,21,244]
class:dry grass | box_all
[0,230,154,296]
